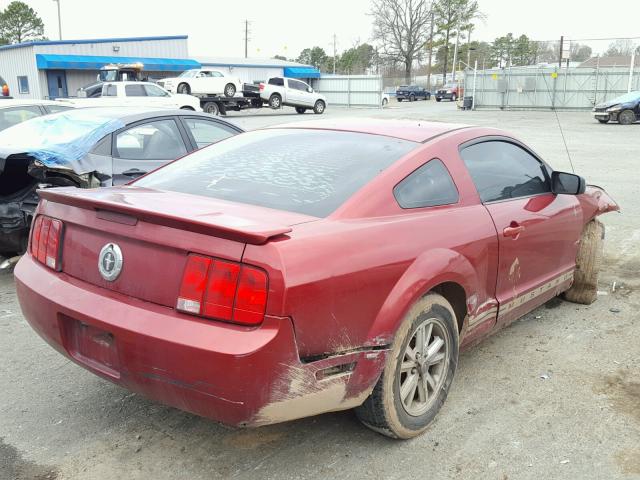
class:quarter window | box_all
[103,84,118,96]
[394,159,459,208]
[183,118,236,149]
[460,140,550,203]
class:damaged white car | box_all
[0,107,243,255]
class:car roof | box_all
[0,99,69,108]
[265,118,471,143]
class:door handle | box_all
[503,222,525,239]
[122,169,146,178]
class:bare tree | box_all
[371,0,433,84]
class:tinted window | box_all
[268,78,284,86]
[135,129,415,217]
[0,106,42,131]
[182,118,236,148]
[144,84,169,97]
[394,159,459,208]
[125,84,147,97]
[460,141,550,202]
[116,119,187,160]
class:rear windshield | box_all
[135,129,415,217]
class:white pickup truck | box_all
[259,77,327,114]
[63,82,202,111]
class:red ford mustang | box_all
[15,120,618,439]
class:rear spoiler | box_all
[38,187,293,245]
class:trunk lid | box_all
[39,186,315,308]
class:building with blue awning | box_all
[0,35,196,99]
[0,35,322,100]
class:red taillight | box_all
[177,254,268,326]
[259,83,265,91]
[176,255,211,314]
[30,215,63,270]
[1,84,8,96]
[233,266,268,325]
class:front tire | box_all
[177,83,191,95]
[436,97,441,102]
[356,293,459,439]
[618,109,635,125]
[295,107,306,114]
[269,94,282,109]
[224,83,236,98]
[313,100,325,114]
[564,219,604,305]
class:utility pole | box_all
[52,0,62,40]
[452,29,459,81]
[333,34,337,74]
[243,20,251,58]
[558,35,564,69]
[426,10,435,90]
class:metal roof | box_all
[194,56,314,69]
[0,35,188,52]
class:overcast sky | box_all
[3,0,639,58]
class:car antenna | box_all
[553,109,576,173]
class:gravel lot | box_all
[1,100,638,480]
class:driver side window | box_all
[460,140,551,203]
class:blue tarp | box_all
[36,54,201,72]
[283,67,321,79]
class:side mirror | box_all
[307,87,313,93]
[551,171,586,195]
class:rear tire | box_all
[295,107,306,114]
[382,98,388,107]
[224,83,236,98]
[355,293,459,439]
[177,83,191,95]
[397,98,403,102]
[203,102,219,115]
[564,219,604,305]
[409,94,415,102]
[618,109,635,125]
[313,100,325,114]
[436,98,441,102]
[269,94,282,109]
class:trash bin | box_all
[462,96,473,110]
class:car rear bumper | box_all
[436,93,455,99]
[15,254,386,426]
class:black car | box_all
[396,85,430,102]
[0,107,243,255]
[592,91,640,124]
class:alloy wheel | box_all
[398,318,449,417]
